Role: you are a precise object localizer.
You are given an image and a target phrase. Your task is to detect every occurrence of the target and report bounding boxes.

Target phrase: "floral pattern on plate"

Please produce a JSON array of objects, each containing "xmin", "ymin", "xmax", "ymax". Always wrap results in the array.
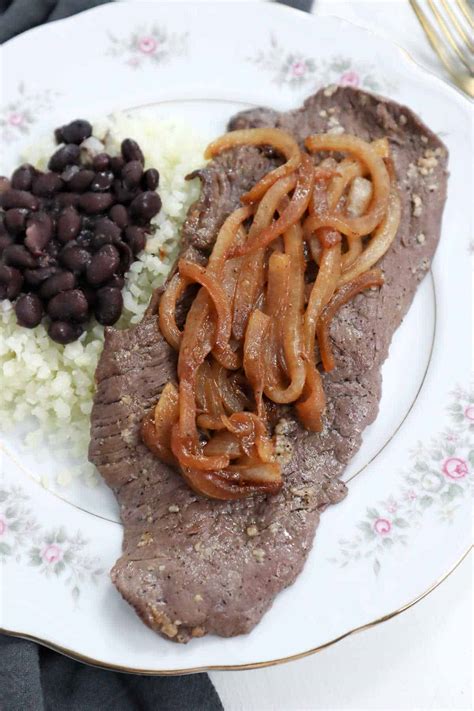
[
  {"xmin": 0, "ymin": 82, "xmax": 59, "ymax": 142},
  {"xmin": 107, "ymin": 24, "xmax": 188, "ymax": 69},
  {"xmin": 0, "ymin": 484, "xmax": 103, "ymax": 601},
  {"xmin": 247, "ymin": 35, "xmax": 394, "ymax": 92},
  {"xmin": 330, "ymin": 385, "xmax": 473, "ymax": 574}
]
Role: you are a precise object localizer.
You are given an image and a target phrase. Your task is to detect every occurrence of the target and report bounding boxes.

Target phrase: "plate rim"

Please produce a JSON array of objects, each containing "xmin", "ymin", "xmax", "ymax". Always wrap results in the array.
[
  {"xmin": 1, "ymin": 0, "xmax": 471, "ymax": 674},
  {"xmin": 1, "ymin": 548, "xmax": 470, "ymax": 675}
]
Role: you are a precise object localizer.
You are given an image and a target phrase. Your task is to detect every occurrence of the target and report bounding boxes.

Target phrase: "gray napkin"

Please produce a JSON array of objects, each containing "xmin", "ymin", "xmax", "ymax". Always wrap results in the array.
[
  {"xmin": 0, "ymin": 0, "xmax": 111, "ymax": 42},
  {"xmin": 0, "ymin": 633, "xmax": 222, "ymax": 711}
]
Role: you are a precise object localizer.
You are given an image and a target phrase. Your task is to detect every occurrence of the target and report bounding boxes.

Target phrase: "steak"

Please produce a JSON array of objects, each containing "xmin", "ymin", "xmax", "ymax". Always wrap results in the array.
[{"xmin": 89, "ymin": 87, "xmax": 448, "ymax": 643}]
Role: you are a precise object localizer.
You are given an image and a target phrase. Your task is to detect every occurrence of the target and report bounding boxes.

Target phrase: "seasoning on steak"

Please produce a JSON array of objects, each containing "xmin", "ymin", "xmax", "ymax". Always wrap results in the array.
[{"xmin": 89, "ymin": 87, "xmax": 448, "ymax": 643}]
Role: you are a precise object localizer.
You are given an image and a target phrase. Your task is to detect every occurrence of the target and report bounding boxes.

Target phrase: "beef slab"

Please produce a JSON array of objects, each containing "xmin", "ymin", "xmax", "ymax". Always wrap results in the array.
[{"xmin": 89, "ymin": 87, "xmax": 448, "ymax": 643}]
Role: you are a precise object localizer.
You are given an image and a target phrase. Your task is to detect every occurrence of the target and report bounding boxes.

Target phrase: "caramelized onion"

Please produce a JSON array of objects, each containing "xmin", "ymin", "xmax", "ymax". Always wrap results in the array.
[
  {"xmin": 178, "ymin": 259, "xmax": 239, "ymax": 369},
  {"xmin": 304, "ymin": 241, "xmax": 341, "ymax": 356},
  {"xmin": 339, "ymin": 184, "xmax": 401, "ymax": 285},
  {"xmin": 143, "ymin": 127, "xmax": 399, "ymax": 501},
  {"xmin": 158, "ymin": 273, "xmax": 189, "ymax": 350},
  {"xmin": 318, "ymin": 269, "xmax": 385, "ymax": 371},
  {"xmin": 235, "ymin": 153, "xmax": 315, "ymax": 256},
  {"xmin": 305, "ymin": 133, "xmax": 390, "ymax": 238},
  {"xmin": 204, "ymin": 127, "xmax": 301, "ymax": 204},
  {"xmin": 141, "ymin": 382, "xmax": 179, "ymax": 465},
  {"xmin": 296, "ymin": 360, "xmax": 326, "ymax": 432},
  {"xmin": 243, "ymin": 309, "xmax": 270, "ymax": 417}
]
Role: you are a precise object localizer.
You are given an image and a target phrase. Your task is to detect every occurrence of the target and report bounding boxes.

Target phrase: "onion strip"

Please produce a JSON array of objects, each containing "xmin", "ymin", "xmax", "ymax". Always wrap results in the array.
[
  {"xmin": 305, "ymin": 133, "xmax": 390, "ymax": 238},
  {"xmin": 143, "ymin": 127, "xmax": 399, "ymax": 501},
  {"xmin": 317, "ymin": 269, "xmax": 385, "ymax": 371},
  {"xmin": 204, "ymin": 127, "xmax": 301, "ymax": 204}
]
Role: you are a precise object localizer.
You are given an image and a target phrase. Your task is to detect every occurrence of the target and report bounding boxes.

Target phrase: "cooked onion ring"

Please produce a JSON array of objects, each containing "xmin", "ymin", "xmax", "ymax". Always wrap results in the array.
[
  {"xmin": 234, "ymin": 153, "xmax": 315, "ymax": 256},
  {"xmin": 204, "ymin": 127, "xmax": 301, "ymax": 204},
  {"xmin": 317, "ymin": 269, "xmax": 385, "ymax": 371},
  {"xmin": 305, "ymin": 133, "xmax": 390, "ymax": 238},
  {"xmin": 144, "ymin": 127, "xmax": 399, "ymax": 500},
  {"xmin": 339, "ymin": 182, "xmax": 401, "ymax": 286}
]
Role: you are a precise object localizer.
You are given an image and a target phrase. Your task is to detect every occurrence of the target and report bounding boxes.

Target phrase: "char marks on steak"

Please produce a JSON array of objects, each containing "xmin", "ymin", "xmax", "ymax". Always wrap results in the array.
[{"xmin": 89, "ymin": 87, "xmax": 448, "ymax": 643}]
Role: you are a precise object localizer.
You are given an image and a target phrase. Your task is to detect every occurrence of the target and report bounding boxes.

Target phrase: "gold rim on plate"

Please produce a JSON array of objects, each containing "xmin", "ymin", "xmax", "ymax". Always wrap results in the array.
[{"xmin": 2, "ymin": 547, "xmax": 471, "ymax": 675}]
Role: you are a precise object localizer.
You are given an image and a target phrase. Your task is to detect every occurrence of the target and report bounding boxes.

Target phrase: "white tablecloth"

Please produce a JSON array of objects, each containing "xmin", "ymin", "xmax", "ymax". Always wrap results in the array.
[{"xmin": 128, "ymin": 1, "xmax": 473, "ymax": 707}]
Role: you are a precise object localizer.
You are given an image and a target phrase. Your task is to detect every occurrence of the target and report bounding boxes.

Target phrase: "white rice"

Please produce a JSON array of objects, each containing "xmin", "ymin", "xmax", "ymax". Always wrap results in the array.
[{"xmin": 0, "ymin": 115, "xmax": 206, "ymax": 486}]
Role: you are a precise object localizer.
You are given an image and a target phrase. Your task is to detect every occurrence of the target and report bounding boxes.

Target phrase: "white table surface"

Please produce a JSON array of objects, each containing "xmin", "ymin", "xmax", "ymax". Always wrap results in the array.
[{"xmin": 121, "ymin": 1, "xmax": 474, "ymax": 707}]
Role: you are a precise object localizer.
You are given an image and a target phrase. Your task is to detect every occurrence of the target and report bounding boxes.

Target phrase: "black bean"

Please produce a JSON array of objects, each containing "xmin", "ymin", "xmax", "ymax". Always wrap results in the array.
[
  {"xmin": 15, "ymin": 293, "xmax": 43, "ymax": 328},
  {"xmin": 48, "ymin": 320, "xmax": 83, "ymax": 344},
  {"xmin": 78, "ymin": 192, "xmax": 114, "ymax": 214},
  {"xmin": 41, "ymin": 241, "xmax": 59, "ymax": 264},
  {"xmin": 3, "ymin": 244, "xmax": 37, "ymax": 269},
  {"xmin": 86, "ymin": 244, "xmax": 120, "ymax": 285},
  {"xmin": 0, "ymin": 265, "xmax": 23, "ymax": 300},
  {"xmin": 59, "ymin": 244, "xmax": 90, "ymax": 274},
  {"xmin": 4, "ymin": 208, "xmax": 28, "ymax": 235},
  {"xmin": 54, "ymin": 192, "xmax": 80, "ymax": 208},
  {"xmin": 24, "ymin": 266, "xmax": 58, "ymax": 288},
  {"xmin": 25, "ymin": 212, "xmax": 54, "ymax": 255},
  {"xmin": 11, "ymin": 164, "xmax": 36, "ymax": 191},
  {"xmin": 109, "ymin": 204, "xmax": 129, "ymax": 229},
  {"xmin": 122, "ymin": 160, "xmax": 143, "ymax": 188},
  {"xmin": 39, "ymin": 270, "xmax": 76, "ymax": 299},
  {"xmin": 32, "ymin": 172, "xmax": 63, "ymax": 198},
  {"xmin": 0, "ymin": 234, "xmax": 14, "ymax": 256},
  {"xmin": 81, "ymin": 285, "xmax": 97, "ymax": 308},
  {"xmin": 61, "ymin": 164, "xmax": 80, "ymax": 182},
  {"xmin": 94, "ymin": 287, "xmax": 123, "ymax": 325},
  {"xmin": 48, "ymin": 289, "xmax": 89, "ymax": 322},
  {"xmin": 57, "ymin": 206, "xmax": 81, "ymax": 243},
  {"xmin": 76, "ymin": 230, "xmax": 93, "ymax": 249},
  {"xmin": 48, "ymin": 144, "xmax": 81, "ymax": 172},
  {"xmin": 94, "ymin": 217, "xmax": 121, "ymax": 242},
  {"xmin": 112, "ymin": 179, "xmax": 137, "ymax": 204},
  {"xmin": 129, "ymin": 191, "xmax": 161, "ymax": 224},
  {"xmin": 0, "ymin": 189, "xmax": 39, "ymax": 211},
  {"xmin": 110, "ymin": 156, "xmax": 125, "ymax": 175},
  {"xmin": 90, "ymin": 171, "xmax": 114, "ymax": 192},
  {"xmin": 67, "ymin": 169, "xmax": 94, "ymax": 193},
  {"xmin": 142, "ymin": 168, "xmax": 159, "ymax": 191},
  {"xmin": 105, "ymin": 274, "xmax": 125, "ymax": 290},
  {"xmin": 124, "ymin": 225, "xmax": 146, "ymax": 254},
  {"xmin": 59, "ymin": 119, "xmax": 92, "ymax": 145},
  {"xmin": 116, "ymin": 241, "xmax": 133, "ymax": 273},
  {"xmin": 93, "ymin": 153, "xmax": 110, "ymax": 172},
  {"xmin": 121, "ymin": 138, "xmax": 144, "ymax": 165}
]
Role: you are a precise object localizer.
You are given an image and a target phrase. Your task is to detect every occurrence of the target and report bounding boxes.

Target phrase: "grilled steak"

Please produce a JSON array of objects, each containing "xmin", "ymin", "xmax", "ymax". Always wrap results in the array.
[{"xmin": 89, "ymin": 87, "xmax": 448, "ymax": 643}]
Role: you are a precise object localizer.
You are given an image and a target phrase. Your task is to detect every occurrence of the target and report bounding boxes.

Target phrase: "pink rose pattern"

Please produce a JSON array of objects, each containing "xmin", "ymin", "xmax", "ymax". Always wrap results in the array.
[
  {"xmin": 340, "ymin": 70, "xmax": 360, "ymax": 87},
  {"xmin": 1, "ymin": 82, "xmax": 59, "ymax": 142},
  {"xmin": 0, "ymin": 485, "xmax": 103, "ymax": 601},
  {"xmin": 42, "ymin": 543, "xmax": 63, "ymax": 564},
  {"xmin": 107, "ymin": 24, "xmax": 188, "ymax": 69},
  {"xmin": 332, "ymin": 384, "xmax": 473, "ymax": 574},
  {"xmin": 374, "ymin": 518, "xmax": 391, "ymax": 535},
  {"xmin": 248, "ymin": 38, "xmax": 385, "ymax": 92},
  {"xmin": 442, "ymin": 457, "xmax": 468, "ymax": 480}
]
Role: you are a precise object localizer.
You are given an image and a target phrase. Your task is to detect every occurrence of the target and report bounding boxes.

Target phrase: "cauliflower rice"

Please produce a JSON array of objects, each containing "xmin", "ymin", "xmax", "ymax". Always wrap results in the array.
[{"xmin": 0, "ymin": 115, "xmax": 206, "ymax": 487}]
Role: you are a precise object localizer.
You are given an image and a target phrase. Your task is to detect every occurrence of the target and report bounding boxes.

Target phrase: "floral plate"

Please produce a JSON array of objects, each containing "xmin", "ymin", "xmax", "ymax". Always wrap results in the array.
[{"xmin": 0, "ymin": 2, "xmax": 471, "ymax": 673}]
